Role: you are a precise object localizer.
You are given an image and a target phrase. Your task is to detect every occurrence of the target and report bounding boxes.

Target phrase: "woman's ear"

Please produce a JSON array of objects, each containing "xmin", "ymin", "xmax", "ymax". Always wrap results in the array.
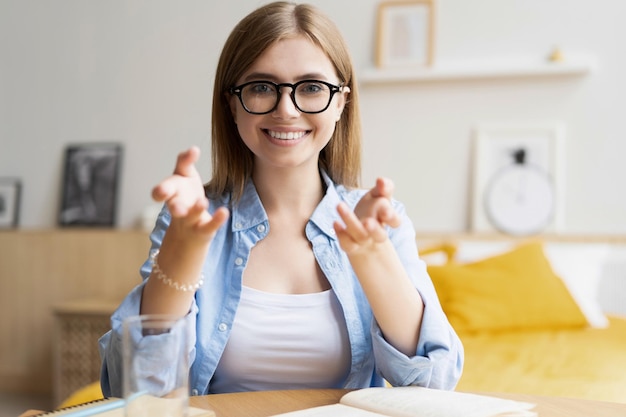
[{"xmin": 335, "ymin": 85, "xmax": 351, "ymax": 121}]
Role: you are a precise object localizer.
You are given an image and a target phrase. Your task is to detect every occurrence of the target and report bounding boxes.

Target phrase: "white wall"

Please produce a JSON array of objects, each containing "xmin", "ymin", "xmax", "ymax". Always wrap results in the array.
[{"xmin": 2, "ymin": 0, "xmax": 625, "ymax": 234}]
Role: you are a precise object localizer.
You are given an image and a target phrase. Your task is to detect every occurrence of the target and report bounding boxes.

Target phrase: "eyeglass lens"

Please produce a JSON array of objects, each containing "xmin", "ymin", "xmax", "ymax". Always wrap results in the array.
[{"xmin": 238, "ymin": 81, "xmax": 337, "ymax": 114}]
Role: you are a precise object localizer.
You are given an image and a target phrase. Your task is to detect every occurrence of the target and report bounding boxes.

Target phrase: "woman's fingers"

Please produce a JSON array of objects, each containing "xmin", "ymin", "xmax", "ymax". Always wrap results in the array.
[
  {"xmin": 377, "ymin": 201, "xmax": 401, "ymax": 228},
  {"xmin": 363, "ymin": 217, "xmax": 389, "ymax": 242},
  {"xmin": 198, "ymin": 206, "xmax": 230, "ymax": 236},
  {"xmin": 338, "ymin": 207, "xmax": 388, "ymax": 243},
  {"xmin": 334, "ymin": 203, "xmax": 388, "ymax": 254},
  {"xmin": 173, "ymin": 146, "xmax": 201, "ymax": 177},
  {"xmin": 371, "ymin": 177, "xmax": 394, "ymax": 199},
  {"xmin": 151, "ymin": 176, "xmax": 178, "ymax": 202},
  {"xmin": 146, "ymin": 146, "xmax": 230, "ymax": 242},
  {"xmin": 151, "ymin": 146, "xmax": 206, "ymax": 209},
  {"xmin": 336, "ymin": 202, "xmax": 368, "ymax": 240}
]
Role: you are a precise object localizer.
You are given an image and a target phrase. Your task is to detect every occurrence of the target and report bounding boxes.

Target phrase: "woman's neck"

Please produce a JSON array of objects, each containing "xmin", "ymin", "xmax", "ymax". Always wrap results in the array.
[{"xmin": 252, "ymin": 165, "xmax": 325, "ymax": 217}]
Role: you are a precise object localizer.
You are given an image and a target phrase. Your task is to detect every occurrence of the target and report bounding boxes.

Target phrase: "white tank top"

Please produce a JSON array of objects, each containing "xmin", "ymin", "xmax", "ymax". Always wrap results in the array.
[{"xmin": 209, "ymin": 286, "xmax": 351, "ymax": 393}]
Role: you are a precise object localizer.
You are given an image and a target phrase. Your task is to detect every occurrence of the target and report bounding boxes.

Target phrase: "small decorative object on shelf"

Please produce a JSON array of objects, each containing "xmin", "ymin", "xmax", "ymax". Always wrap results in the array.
[
  {"xmin": 548, "ymin": 46, "xmax": 565, "ymax": 63},
  {"xmin": 0, "ymin": 177, "xmax": 21, "ymax": 228}
]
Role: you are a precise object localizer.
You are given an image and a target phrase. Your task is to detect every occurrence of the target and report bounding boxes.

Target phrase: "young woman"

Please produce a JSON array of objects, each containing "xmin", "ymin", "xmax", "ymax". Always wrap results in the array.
[{"xmin": 99, "ymin": 1, "xmax": 463, "ymax": 396}]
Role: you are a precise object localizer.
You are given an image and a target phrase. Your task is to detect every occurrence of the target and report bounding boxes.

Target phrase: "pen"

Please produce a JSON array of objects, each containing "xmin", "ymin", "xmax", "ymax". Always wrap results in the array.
[{"xmin": 35, "ymin": 398, "xmax": 124, "ymax": 417}]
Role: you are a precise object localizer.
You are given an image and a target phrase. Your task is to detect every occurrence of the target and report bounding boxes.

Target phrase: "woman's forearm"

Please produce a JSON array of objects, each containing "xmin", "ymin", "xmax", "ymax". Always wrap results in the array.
[
  {"xmin": 348, "ymin": 238, "xmax": 424, "ymax": 356},
  {"xmin": 140, "ymin": 235, "xmax": 210, "ymax": 317}
]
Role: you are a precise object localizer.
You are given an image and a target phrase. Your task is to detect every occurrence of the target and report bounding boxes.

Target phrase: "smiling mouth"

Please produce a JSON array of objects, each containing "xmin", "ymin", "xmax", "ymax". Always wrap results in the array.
[{"xmin": 265, "ymin": 129, "xmax": 308, "ymax": 140}]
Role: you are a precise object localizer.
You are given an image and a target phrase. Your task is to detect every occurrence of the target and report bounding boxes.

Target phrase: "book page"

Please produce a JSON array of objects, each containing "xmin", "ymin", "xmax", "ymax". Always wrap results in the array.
[
  {"xmin": 339, "ymin": 387, "xmax": 536, "ymax": 417},
  {"xmin": 270, "ymin": 403, "xmax": 388, "ymax": 417}
]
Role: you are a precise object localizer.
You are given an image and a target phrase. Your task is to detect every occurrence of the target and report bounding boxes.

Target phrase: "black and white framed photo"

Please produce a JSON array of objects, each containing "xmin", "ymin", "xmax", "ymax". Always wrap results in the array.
[
  {"xmin": 375, "ymin": 0, "xmax": 435, "ymax": 68},
  {"xmin": 471, "ymin": 123, "xmax": 565, "ymax": 236},
  {"xmin": 59, "ymin": 143, "xmax": 123, "ymax": 227},
  {"xmin": 0, "ymin": 178, "xmax": 21, "ymax": 228}
]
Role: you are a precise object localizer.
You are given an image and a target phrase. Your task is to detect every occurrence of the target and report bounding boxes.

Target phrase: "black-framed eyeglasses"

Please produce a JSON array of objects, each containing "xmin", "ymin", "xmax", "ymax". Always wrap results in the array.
[{"xmin": 229, "ymin": 79, "xmax": 343, "ymax": 115}]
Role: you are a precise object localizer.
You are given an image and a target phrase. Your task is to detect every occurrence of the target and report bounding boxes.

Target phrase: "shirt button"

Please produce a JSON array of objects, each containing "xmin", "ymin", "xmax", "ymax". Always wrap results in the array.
[
  {"xmin": 218, "ymin": 323, "xmax": 228, "ymax": 332},
  {"xmin": 235, "ymin": 222, "xmax": 243, "ymax": 229},
  {"xmin": 191, "ymin": 389, "xmax": 199, "ymax": 396},
  {"xmin": 235, "ymin": 257, "xmax": 244, "ymax": 266},
  {"xmin": 329, "ymin": 229, "xmax": 336, "ymax": 235},
  {"xmin": 257, "ymin": 224, "xmax": 266, "ymax": 233}
]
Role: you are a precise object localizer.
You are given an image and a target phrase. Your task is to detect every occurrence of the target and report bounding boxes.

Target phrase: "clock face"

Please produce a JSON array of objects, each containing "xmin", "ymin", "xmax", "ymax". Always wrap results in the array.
[{"xmin": 484, "ymin": 164, "xmax": 554, "ymax": 235}]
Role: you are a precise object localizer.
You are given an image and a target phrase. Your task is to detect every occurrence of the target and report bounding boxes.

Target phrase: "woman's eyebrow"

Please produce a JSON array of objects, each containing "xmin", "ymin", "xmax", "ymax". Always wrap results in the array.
[
  {"xmin": 241, "ymin": 72, "xmax": 331, "ymax": 82},
  {"xmin": 242, "ymin": 72, "xmax": 277, "ymax": 82}
]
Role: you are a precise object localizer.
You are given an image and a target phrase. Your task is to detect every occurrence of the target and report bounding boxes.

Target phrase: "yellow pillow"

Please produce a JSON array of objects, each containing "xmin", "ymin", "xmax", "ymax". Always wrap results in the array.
[
  {"xmin": 57, "ymin": 381, "xmax": 104, "ymax": 409},
  {"xmin": 427, "ymin": 241, "xmax": 587, "ymax": 333}
]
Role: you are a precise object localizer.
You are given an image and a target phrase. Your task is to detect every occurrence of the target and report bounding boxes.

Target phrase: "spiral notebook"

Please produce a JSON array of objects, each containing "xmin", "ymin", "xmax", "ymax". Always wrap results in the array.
[{"xmin": 34, "ymin": 397, "xmax": 215, "ymax": 417}]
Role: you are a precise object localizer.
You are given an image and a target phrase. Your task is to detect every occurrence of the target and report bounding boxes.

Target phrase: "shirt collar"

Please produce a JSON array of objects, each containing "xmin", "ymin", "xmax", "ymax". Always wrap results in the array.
[
  {"xmin": 310, "ymin": 171, "xmax": 341, "ymax": 240},
  {"xmin": 229, "ymin": 171, "xmax": 342, "ymax": 239},
  {"xmin": 229, "ymin": 179, "xmax": 267, "ymax": 232}
]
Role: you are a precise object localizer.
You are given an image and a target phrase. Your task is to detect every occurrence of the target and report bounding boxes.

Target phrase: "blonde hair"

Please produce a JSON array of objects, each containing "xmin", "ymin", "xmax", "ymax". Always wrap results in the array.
[{"xmin": 205, "ymin": 1, "xmax": 361, "ymax": 200}]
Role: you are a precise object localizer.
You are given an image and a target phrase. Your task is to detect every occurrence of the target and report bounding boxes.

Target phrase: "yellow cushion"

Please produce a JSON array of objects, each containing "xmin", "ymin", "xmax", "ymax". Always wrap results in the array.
[
  {"xmin": 57, "ymin": 381, "xmax": 104, "ymax": 409},
  {"xmin": 427, "ymin": 241, "xmax": 587, "ymax": 333}
]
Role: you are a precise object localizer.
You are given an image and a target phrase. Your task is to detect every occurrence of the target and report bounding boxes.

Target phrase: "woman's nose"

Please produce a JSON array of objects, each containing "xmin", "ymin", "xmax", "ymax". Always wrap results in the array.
[{"xmin": 272, "ymin": 89, "xmax": 300, "ymax": 118}]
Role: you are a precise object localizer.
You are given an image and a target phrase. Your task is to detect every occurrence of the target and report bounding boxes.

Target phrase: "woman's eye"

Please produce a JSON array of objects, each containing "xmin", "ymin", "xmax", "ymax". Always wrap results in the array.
[
  {"xmin": 249, "ymin": 83, "xmax": 274, "ymax": 94},
  {"xmin": 300, "ymin": 83, "xmax": 324, "ymax": 94}
]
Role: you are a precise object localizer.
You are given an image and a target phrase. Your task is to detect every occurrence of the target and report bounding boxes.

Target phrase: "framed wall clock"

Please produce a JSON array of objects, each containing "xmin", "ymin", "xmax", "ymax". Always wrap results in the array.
[{"xmin": 471, "ymin": 123, "xmax": 565, "ymax": 236}]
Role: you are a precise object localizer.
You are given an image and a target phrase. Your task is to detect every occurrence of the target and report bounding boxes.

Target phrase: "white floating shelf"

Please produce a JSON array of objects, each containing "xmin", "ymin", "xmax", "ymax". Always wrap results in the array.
[{"xmin": 359, "ymin": 56, "xmax": 596, "ymax": 84}]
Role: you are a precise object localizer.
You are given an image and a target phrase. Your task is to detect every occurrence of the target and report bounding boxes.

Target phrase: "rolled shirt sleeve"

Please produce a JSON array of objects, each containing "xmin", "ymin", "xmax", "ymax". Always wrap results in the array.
[
  {"xmin": 371, "ymin": 298, "xmax": 464, "ymax": 389},
  {"xmin": 98, "ymin": 287, "xmax": 199, "ymax": 398}
]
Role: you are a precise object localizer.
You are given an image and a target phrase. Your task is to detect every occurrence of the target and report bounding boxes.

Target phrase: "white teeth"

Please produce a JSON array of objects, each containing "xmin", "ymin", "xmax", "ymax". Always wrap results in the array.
[{"xmin": 267, "ymin": 130, "xmax": 306, "ymax": 140}]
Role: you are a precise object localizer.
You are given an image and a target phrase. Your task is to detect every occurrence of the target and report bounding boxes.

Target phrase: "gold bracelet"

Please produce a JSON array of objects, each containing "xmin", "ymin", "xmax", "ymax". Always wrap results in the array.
[{"xmin": 149, "ymin": 249, "xmax": 204, "ymax": 292}]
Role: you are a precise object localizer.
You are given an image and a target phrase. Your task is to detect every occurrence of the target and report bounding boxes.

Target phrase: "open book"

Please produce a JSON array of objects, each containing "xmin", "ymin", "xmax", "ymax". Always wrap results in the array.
[{"xmin": 270, "ymin": 387, "xmax": 536, "ymax": 417}]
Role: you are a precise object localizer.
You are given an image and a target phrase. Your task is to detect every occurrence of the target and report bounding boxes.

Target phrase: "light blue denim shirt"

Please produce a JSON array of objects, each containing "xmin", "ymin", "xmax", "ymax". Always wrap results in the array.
[{"xmin": 99, "ymin": 172, "xmax": 463, "ymax": 397}]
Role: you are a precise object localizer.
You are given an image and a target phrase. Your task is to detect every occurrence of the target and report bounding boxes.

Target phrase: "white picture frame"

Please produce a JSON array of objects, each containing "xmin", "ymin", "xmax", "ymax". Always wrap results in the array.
[
  {"xmin": 375, "ymin": 0, "xmax": 435, "ymax": 68},
  {"xmin": 0, "ymin": 178, "xmax": 21, "ymax": 228},
  {"xmin": 470, "ymin": 123, "xmax": 566, "ymax": 235}
]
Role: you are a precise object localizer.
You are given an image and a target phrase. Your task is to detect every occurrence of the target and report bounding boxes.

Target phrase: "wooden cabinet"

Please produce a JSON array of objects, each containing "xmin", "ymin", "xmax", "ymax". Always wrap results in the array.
[
  {"xmin": 0, "ymin": 229, "xmax": 148, "ymax": 400},
  {"xmin": 53, "ymin": 298, "xmax": 119, "ymax": 405}
]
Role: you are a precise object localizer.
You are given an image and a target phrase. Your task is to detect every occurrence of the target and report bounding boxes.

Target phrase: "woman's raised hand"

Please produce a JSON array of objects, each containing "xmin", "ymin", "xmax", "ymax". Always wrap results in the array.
[
  {"xmin": 152, "ymin": 146, "xmax": 229, "ymax": 241},
  {"xmin": 353, "ymin": 177, "xmax": 400, "ymax": 227},
  {"xmin": 334, "ymin": 177, "xmax": 401, "ymax": 255}
]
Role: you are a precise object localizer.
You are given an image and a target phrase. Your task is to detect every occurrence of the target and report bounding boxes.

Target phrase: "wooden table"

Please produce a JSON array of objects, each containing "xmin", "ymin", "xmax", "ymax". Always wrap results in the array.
[{"xmin": 190, "ymin": 389, "xmax": 626, "ymax": 417}]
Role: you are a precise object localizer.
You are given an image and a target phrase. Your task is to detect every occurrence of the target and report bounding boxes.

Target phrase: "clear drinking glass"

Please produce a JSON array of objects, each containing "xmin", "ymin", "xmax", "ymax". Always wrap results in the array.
[{"xmin": 122, "ymin": 314, "xmax": 190, "ymax": 417}]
